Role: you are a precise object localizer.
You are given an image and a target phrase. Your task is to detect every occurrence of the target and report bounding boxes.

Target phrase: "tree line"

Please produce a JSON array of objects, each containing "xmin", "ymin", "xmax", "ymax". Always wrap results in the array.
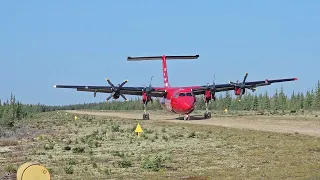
[{"xmin": 1, "ymin": 81, "xmax": 320, "ymax": 126}]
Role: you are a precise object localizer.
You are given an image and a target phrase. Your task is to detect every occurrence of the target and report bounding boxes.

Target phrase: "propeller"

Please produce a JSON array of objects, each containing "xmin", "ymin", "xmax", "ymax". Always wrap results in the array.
[
  {"xmin": 229, "ymin": 72, "xmax": 251, "ymax": 101},
  {"xmin": 207, "ymin": 74, "xmax": 216, "ymax": 92},
  {"xmin": 143, "ymin": 76, "xmax": 155, "ymax": 96},
  {"xmin": 105, "ymin": 78, "xmax": 128, "ymax": 101},
  {"xmin": 205, "ymin": 74, "xmax": 216, "ymax": 101}
]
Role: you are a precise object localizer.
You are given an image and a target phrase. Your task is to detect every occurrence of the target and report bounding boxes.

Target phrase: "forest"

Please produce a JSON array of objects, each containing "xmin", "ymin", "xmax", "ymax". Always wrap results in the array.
[{"xmin": 1, "ymin": 81, "xmax": 320, "ymax": 127}]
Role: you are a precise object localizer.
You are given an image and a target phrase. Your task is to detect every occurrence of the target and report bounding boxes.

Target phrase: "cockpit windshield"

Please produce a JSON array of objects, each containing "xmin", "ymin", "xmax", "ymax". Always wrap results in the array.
[
  {"xmin": 174, "ymin": 92, "xmax": 194, "ymax": 98},
  {"xmin": 178, "ymin": 92, "xmax": 193, "ymax": 97}
]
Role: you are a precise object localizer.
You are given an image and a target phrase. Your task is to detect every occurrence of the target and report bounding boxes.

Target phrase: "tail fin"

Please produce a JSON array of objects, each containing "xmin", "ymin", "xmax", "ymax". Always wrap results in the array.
[{"xmin": 127, "ymin": 55, "xmax": 199, "ymax": 88}]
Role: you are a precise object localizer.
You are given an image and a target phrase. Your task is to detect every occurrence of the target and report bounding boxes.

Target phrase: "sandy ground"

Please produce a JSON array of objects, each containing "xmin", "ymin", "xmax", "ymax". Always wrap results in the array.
[{"xmin": 65, "ymin": 110, "xmax": 320, "ymax": 137}]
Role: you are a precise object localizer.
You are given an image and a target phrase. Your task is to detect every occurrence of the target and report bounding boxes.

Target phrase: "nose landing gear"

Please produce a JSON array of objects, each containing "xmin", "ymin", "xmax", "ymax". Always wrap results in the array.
[{"xmin": 184, "ymin": 114, "xmax": 190, "ymax": 120}]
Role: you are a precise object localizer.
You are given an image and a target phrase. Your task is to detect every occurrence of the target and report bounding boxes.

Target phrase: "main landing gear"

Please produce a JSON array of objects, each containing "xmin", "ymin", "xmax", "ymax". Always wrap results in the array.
[
  {"xmin": 204, "ymin": 101, "xmax": 212, "ymax": 119},
  {"xmin": 142, "ymin": 103, "xmax": 150, "ymax": 120}
]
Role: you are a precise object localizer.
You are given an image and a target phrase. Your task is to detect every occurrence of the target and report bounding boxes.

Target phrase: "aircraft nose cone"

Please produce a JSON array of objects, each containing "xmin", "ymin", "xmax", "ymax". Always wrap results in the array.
[{"xmin": 181, "ymin": 98, "xmax": 194, "ymax": 111}]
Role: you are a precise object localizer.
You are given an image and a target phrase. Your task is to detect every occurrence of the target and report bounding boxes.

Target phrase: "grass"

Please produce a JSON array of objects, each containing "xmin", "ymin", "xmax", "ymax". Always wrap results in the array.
[{"xmin": 0, "ymin": 111, "xmax": 319, "ymax": 179}]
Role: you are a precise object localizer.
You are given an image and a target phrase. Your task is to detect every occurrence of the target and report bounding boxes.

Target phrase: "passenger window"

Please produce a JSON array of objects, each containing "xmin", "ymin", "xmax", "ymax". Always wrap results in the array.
[
  {"xmin": 186, "ymin": 92, "xmax": 193, "ymax": 96},
  {"xmin": 179, "ymin": 93, "xmax": 186, "ymax": 97}
]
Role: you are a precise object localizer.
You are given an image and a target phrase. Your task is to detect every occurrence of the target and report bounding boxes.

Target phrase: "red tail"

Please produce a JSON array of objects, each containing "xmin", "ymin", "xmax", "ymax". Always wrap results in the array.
[
  {"xmin": 127, "ymin": 55, "xmax": 199, "ymax": 88},
  {"xmin": 162, "ymin": 55, "xmax": 170, "ymax": 88}
]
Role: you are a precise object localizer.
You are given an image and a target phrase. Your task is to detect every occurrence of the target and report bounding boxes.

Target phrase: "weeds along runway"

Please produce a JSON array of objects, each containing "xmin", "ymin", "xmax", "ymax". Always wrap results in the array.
[{"xmin": 65, "ymin": 110, "xmax": 320, "ymax": 137}]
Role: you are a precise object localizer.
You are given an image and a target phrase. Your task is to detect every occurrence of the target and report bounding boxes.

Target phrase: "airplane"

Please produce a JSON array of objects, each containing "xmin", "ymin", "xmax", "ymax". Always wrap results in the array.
[{"xmin": 53, "ymin": 55, "xmax": 298, "ymax": 120}]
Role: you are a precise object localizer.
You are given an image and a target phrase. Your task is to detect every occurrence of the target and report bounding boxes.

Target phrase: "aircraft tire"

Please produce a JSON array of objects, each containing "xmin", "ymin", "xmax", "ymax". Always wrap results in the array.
[
  {"xmin": 143, "ymin": 113, "xmax": 149, "ymax": 120},
  {"xmin": 204, "ymin": 112, "xmax": 211, "ymax": 119}
]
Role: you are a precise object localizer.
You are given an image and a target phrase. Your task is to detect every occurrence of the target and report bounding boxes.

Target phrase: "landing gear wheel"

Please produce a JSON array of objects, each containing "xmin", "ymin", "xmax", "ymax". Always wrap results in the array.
[
  {"xmin": 204, "ymin": 112, "xmax": 211, "ymax": 119},
  {"xmin": 184, "ymin": 115, "xmax": 190, "ymax": 120},
  {"xmin": 143, "ymin": 113, "xmax": 149, "ymax": 120}
]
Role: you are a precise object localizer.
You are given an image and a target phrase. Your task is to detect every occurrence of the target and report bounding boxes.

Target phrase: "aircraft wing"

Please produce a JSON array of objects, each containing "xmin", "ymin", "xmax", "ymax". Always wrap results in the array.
[
  {"xmin": 191, "ymin": 77, "xmax": 298, "ymax": 95},
  {"xmin": 53, "ymin": 85, "xmax": 166, "ymax": 97}
]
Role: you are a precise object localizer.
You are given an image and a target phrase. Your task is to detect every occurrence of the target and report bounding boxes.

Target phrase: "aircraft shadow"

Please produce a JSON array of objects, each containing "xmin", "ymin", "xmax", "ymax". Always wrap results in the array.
[{"xmin": 174, "ymin": 114, "xmax": 208, "ymax": 121}]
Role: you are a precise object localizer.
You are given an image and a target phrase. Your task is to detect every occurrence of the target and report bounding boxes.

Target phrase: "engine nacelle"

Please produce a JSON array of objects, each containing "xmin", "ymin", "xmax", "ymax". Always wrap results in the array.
[
  {"xmin": 142, "ymin": 92, "xmax": 152, "ymax": 104},
  {"xmin": 112, "ymin": 94, "xmax": 120, "ymax": 99},
  {"xmin": 204, "ymin": 90, "xmax": 216, "ymax": 103},
  {"xmin": 234, "ymin": 87, "xmax": 245, "ymax": 96}
]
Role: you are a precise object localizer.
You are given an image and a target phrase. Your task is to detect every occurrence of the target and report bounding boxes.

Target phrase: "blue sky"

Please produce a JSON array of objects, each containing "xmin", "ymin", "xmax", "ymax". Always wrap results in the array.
[{"xmin": 0, "ymin": 1, "xmax": 319, "ymax": 105}]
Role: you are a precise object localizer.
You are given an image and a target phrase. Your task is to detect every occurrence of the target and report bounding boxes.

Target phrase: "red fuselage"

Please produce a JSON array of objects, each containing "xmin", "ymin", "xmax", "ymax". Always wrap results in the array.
[{"xmin": 160, "ymin": 87, "xmax": 197, "ymax": 115}]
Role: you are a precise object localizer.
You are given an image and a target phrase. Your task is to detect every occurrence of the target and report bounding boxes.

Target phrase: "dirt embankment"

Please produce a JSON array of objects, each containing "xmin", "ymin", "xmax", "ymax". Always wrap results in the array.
[{"xmin": 65, "ymin": 110, "xmax": 320, "ymax": 137}]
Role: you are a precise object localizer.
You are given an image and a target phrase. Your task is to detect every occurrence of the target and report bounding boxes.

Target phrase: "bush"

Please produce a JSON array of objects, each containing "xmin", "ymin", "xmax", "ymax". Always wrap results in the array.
[
  {"xmin": 111, "ymin": 123, "xmax": 120, "ymax": 132},
  {"xmin": 4, "ymin": 164, "xmax": 16, "ymax": 173},
  {"xmin": 64, "ymin": 166, "xmax": 73, "ymax": 174},
  {"xmin": 141, "ymin": 154, "xmax": 165, "ymax": 171},
  {"xmin": 44, "ymin": 143, "xmax": 54, "ymax": 150},
  {"xmin": 117, "ymin": 159, "xmax": 132, "ymax": 168},
  {"xmin": 72, "ymin": 146, "xmax": 85, "ymax": 153},
  {"xmin": 162, "ymin": 135, "xmax": 168, "ymax": 141},
  {"xmin": 93, "ymin": 162, "xmax": 98, "ymax": 168},
  {"xmin": 63, "ymin": 146, "xmax": 71, "ymax": 151},
  {"xmin": 188, "ymin": 132, "xmax": 196, "ymax": 138}
]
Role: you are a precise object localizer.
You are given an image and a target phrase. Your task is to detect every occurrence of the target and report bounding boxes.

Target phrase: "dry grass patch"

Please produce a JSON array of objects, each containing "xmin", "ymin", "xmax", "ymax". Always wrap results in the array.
[{"xmin": 0, "ymin": 111, "xmax": 319, "ymax": 179}]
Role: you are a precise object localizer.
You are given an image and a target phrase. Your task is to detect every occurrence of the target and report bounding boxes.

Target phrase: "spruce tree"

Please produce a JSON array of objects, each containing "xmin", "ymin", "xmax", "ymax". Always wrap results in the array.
[
  {"xmin": 304, "ymin": 90, "xmax": 313, "ymax": 110},
  {"xmin": 298, "ymin": 92, "xmax": 304, "ymax": 110},
  {"xmin": 278, "ymin": 86, "xmax": 287, "ymax": 112},
  {"xmin": 289, "ymin": 91, "xmax": 297, "ymax": 111},
  {"xmin": 263, "ymin": 91, "xmax": 271, "ymax": 111},
  {"xmin": 314, "ymin": 80, "xmax": 320, "ymax": 110},
  {"xmin": 271, "ymin": 89, "xmax": 279, "ymax": 111},
  {"xmin": 258, "ymin": 93, "xmax": 264, "ymax": 110},
  {"xmin": 252, "ymin": 95, "xmax": 259, "ymax": 111},
  {"xmin": 225, "ymin": 91, "xmax": 232, "ymax": 109}
]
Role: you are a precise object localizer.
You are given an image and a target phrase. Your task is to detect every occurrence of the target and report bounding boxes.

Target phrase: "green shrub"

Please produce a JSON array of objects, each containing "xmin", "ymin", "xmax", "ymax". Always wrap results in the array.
[
  {"xmin": 64, "ymin": 165, "xmax": 73, "ymax": 174},
  {"xmin": 117, "ymin": 159, "xmax": 132, "ymax": 168},
  {"xmin": 72, "ymin": 146, "xmax": 85, "ymax": 153},
  {"xmin": 188, "ymin": 132, "xmax": 196, "ymax": 138},
  {"xmin": 141, "ymin": 154, "xmax": 165, "ymax": 171},
  {"xmin": 111, "ymin": 123, "xmax": 120, "ymax": 132}
]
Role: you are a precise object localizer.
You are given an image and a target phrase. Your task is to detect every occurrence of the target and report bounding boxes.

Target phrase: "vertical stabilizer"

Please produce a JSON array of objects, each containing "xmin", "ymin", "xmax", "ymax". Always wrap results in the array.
[
  {"xmin": 127, "ymin": 55, "xmax": 199, "ymax": 88},
  {"xmin": 161, "ymin": 55, "xmax": 170, "ymax": 88}
]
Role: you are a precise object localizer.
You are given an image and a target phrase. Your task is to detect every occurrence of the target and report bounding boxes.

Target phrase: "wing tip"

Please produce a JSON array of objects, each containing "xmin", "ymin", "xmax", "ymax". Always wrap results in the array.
[
  {"xmin": 53, "ymin": 85, "xmax": 57, "ymax": 88},
  {"xmin": 294, "ymin": 77, "xmax": 298, "ymax": 80}
]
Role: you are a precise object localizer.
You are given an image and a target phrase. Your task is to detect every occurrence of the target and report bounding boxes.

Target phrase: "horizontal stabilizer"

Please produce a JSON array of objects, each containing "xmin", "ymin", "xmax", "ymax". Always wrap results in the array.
[{"xmin": 127, "ymin": 55, "xmax": 199, "ymax": 61}]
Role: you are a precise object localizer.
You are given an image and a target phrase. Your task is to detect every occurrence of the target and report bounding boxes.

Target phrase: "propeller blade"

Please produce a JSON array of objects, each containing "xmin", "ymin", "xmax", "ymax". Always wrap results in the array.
[
  {"xmin": 119, "ymin": 79, "xmax": 128, "ymax": 88},
  {"xmin": 106, "ymin": 94, "xmax": 113, "ymax": 101},
  {"xmin": 120, "ymin": 93, "xmax": 128, "ymax": 101},
  {"xmin": 149, "ymin": 76, "xmax": 153, "ymax": 87},
  {"xmin": 106, "ymin": 78, "xmax": 115, "ymax": 88},
  {"xmin": 242, "ymin": 72, "xmax": 248, "ymax": 84}
]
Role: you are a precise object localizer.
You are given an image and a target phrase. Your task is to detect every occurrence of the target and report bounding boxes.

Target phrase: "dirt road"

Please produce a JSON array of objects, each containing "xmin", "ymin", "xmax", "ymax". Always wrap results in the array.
[{"xmin": 65, "ymin": 110, "xmax": 320, "ymax": 137}]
